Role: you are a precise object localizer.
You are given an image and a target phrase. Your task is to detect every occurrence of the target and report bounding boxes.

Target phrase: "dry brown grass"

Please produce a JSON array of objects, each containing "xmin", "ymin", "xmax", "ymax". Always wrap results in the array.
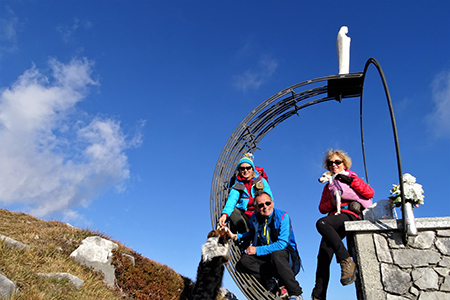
[{"xmin": 0, "ymin": 208, "xmax": 194, "ymax": 300}]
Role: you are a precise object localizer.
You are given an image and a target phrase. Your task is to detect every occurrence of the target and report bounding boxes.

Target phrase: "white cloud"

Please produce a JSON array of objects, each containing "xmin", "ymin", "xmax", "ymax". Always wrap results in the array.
[
  {"xmin": 57, "ymin": 18, "xmax": 93, "ymax": 44},
  {"xmin": 233, "ymin": 55, "xmax": 279, "ymax": 92},
  {"xmin": 0, "ymin": 58, "xmax": 142, "ymax": 219},
  {"xmin": 0, "ymin": 6, "xmax": 20, "ymax": 58},
  {"xmin": 427, "ymin": 71, "xmax": 450, "ymax": 138}
]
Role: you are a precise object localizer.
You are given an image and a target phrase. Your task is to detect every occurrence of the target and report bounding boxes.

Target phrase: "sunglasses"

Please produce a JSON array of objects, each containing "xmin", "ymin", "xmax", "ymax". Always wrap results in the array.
[
  {"xmin": 239, "ymin": 166, "xmax": 253, "ymax": 171},
  {"xmin": 257, "ymin": 201, "xmax": 272, "ymax": 209},
  {"xmin": 327, "ymin": 160, "xmax": 343, "ymax": 167}
]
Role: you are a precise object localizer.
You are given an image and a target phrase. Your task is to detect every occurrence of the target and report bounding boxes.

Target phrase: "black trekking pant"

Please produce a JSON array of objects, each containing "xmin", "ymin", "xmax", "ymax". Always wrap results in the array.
[
  {"xmin": 229, "ymin": 208, "xmax": 250, "ymax": 234},
  {"xmin": 238, "ymin": 250, "xmax": 302, "ymax": 296},
  {"xmin": 312, "ymin": 213, "xmax": 357, "ymax": 300}
]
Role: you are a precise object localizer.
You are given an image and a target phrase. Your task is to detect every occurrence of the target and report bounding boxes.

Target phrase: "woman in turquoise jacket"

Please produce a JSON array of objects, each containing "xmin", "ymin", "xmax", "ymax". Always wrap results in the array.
[{"xmin": 218, "ymin": 153, "xmax": 273, "ymax": 233}]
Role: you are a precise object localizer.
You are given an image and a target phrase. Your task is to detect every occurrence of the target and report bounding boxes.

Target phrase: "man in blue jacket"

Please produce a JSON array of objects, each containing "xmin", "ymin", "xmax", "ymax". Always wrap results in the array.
[{"xmin": 228, "ymin": 191, "xmax": 303, "ymax": 300}]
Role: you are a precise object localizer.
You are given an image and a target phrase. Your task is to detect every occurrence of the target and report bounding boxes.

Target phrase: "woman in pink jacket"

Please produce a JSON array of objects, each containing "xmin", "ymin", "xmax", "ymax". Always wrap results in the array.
[{"xmin": 312, "ymin": 149, "xmax": 374, "ymax": 300}]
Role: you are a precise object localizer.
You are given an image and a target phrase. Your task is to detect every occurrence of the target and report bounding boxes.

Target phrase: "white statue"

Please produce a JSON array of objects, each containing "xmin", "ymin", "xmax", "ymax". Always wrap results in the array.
[{"xmin": 337, "ymin": 26, "xmax": 351, "ymax": 74}]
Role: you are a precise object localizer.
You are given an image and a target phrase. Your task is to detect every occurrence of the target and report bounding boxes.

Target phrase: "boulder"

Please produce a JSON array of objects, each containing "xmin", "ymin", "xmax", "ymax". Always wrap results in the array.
[
  {"xmin": 0, "ymin": 273, "xmax": 19, "ymax": 299},
  {"xmin": 0, "ymin": 234, "xmax": 30, "ymax": 250},
  {"xmin": 70, "ymin": 236, "xmax": 118, "ymax": 287}
]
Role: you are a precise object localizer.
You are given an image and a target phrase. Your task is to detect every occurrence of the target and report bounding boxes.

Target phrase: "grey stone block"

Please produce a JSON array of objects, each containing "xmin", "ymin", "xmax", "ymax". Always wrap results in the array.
[
  {"xmin": 438, "ymin": 257, "xmax": 450, "ymax": 268},
  {"xmin": 386, "ymin": 295, "xmax": 410, "ymax": 300},
  {"xmin": 412, "ymin": 268, "xmax": 439, "ymax": 291},
  {"xmin": 392, "ymin": 249, "xmax": 441, "ymax": 268},
  {"xmin": 433, "ymin": 267, "xmax": 450, "ymax": 277},
  {"xmin": 387, "ymin": 232, "xmax": 406, "ymax": 249},
  {"xmin": 441, "ymin": 276, "xmax": 450, "ymax": 292},
  {"xmin": 381, "ymin": 263, "xmax": 411, "ymax": 295},
  {"xmin": 0, "ymin": 273, "xmax": 19, "ymax": 299},
  {"xmin": 418, "ymin": 291, "xmax": 450, "ymax": 300},
  {"xmin": 408, "ymin": 231, "xmax": 436, "ymax": 249},
  {"xmin": 0, "ymin": 234, "xmax": 30, "ymax": 250},
  {"xmin": 36, "ymin": 272, "xmax": 84, "ymax": 289},
  {"xmin": 374, "ymin": 234, "xmax": 393, "ymax": 263},
  {"xmin": 437, "ymin": 230, "xmax": 450, "ymax": 237},
  {"xmin": 351, "ymin": 232, "xmax": 385, "ymax": 300},
  {"xmin": 435, "ymin": 237, "xmax": 450, "ymax": 256}
]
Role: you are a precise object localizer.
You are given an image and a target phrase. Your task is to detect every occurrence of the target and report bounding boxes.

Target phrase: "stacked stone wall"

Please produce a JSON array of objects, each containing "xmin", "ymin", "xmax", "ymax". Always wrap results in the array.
[{"xmin": 346, "ymin": 217, "xmax": 450, "ymax": 300}]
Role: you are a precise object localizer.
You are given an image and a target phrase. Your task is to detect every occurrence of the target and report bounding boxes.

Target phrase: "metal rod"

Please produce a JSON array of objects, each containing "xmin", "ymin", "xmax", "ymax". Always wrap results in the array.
[{"xmin": 361, "ymin": 57, "xmax": 407, "ymax": 243}]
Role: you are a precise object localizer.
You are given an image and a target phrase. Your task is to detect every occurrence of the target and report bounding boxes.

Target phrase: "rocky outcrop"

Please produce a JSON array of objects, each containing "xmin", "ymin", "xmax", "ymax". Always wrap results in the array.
[
  {"xmin": 0, "ymin": 235, "xmax": 114, "ymax": 296},
  {"xmin": 69, "ymin": 236, "xmax": 118, "ymax": 287},
  {"xmin": 1, "ymin": 234, "xmax": 240, "ymax": 299}
]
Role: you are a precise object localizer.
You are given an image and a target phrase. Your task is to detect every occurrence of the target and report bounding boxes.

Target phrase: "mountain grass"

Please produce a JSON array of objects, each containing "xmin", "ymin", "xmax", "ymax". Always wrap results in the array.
[{"xmin": 0, "ymin": 208, "xmax": 197, "ymax": 300}]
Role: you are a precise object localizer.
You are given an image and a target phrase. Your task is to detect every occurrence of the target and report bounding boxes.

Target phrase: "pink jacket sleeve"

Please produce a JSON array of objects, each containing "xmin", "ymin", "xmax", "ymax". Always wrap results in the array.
[{"xmin": 348, "ymin": 173, "xmax": 374, "ymax": 208}]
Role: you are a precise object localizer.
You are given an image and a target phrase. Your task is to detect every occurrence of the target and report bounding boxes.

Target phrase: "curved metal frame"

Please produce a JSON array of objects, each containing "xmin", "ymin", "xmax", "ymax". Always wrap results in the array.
[
  {"xmin": 210, "ymin": 58, "xmax": 406, "ymax": 299},
  {"xmin": 360, "ymin": 58, "xmax": 407, "ymax": 242}
]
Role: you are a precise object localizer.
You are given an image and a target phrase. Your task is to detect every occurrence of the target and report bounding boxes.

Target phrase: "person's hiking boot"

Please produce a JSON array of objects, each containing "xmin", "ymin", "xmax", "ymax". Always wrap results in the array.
[
  {"xmin": 278, "ymin": 286, "xmax": 289, "ymax": 300},
  {"xmin": 340, "ymin": 257, "xmax": 357, "ymax": 286}
]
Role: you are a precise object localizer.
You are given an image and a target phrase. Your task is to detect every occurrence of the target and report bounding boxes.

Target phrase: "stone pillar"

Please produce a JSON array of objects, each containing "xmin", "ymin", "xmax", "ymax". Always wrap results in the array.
[{"xmin": 345, "ymin": 217, "xmax": 450, "ymax": 300}]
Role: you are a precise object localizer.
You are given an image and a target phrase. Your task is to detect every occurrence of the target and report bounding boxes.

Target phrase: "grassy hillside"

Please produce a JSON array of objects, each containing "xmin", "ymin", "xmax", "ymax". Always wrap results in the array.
[{"xmin": 0, "ymin": 208, "xmax": 196, "ymax": 300}]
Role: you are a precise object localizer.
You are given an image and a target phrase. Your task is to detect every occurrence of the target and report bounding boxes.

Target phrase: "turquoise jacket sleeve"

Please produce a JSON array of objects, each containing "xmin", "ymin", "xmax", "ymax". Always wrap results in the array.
[{"xmin": 221, "ymin": 188, "xmax": 241, "ymax": 217}]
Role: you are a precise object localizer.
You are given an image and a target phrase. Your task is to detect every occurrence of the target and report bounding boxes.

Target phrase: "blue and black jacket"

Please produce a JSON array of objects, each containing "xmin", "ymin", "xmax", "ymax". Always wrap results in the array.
[{"xmin": 237, "ymin": 208, "xmax": 302, "ymax": 275}]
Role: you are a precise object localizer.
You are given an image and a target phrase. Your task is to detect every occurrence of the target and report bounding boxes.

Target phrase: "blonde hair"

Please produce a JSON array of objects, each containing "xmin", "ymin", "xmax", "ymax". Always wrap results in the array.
[{"xmin": 323, "ymin": 148, "xmax": 352, "ymax": 170}]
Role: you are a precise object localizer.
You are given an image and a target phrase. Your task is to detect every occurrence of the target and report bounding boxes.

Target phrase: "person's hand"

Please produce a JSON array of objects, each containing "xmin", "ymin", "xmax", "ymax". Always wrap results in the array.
[
  {"xmin": 224, "ymin": 227, "xmax": 237, "ymax": 241},
  {"xmin": 246, "ymin": 246, "xmax": 257, "ymax": 255},
  {"xmin": 218, "ymin": 214, "xmax": 227, "ymax": 227},
  {"xmin": 335, "ymin": 174, "xmax": 353, "ymax": 185}
]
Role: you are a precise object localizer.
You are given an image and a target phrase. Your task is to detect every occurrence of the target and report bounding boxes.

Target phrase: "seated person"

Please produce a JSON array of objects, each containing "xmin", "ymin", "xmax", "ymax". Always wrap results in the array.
[
  {"xmin": 227, "ymin": 191, "xmax": 303, "ymax": 300},
  {"xmin": 218, "ymin": 153, "xmax": 272, "ymax": 233},
  {"xmin": 311, "ymin": 149, "xmax": 374, "ymax": 300}
]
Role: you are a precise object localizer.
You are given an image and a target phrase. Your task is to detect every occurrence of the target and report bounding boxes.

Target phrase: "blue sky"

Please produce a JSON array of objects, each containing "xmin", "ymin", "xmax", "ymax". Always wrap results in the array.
[{"xmin": 1, "ymin": 1, "xmax": 449, "ymax": 299}]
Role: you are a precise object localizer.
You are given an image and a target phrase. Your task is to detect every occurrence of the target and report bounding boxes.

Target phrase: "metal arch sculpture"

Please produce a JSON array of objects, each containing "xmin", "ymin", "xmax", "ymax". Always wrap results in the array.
[{"xmin": 210, "ymin": 58, "xmax": 406, "ymax": 300}]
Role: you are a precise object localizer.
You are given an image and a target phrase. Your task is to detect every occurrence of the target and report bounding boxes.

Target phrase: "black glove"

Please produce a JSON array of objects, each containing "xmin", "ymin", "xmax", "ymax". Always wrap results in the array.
[{"xmin": 335, "ymin": 174, "xmax": 353, "ymax": 185}]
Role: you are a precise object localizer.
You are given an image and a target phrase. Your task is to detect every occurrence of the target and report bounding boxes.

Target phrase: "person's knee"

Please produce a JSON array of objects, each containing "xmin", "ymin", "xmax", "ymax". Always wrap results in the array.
[
  {"xmin": 316, "ymin": 218, "xmax": 328, "ymax": 232},
  {"xmin": 238, "ymin": 254, "xmax": 252, "ymax": 270},
  {"xmin": 229, "ymin": 209, "xmax": 249, "ymax": 233},
  {"xmin": 270, "ymin": 250, "xmax": 289, "ymax": 265}
]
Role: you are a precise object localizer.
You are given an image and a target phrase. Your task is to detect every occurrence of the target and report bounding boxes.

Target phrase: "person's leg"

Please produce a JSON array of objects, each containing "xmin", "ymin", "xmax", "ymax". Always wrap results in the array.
[
  {"xmin": 238, "ymin": 254, "xmax": 277, "ymax": 290},
  {"xmin": 270, "ymin": 250, "xmax": 303, "ymax": 296},
  {"xmin": 238, "ymin": 253, "xmax": 266, "ymax": 281},
  {"xmin": 229, "ymin": 208, "xmax": 250, "ymax": 233},
  {"xmin": 315, "ymin": 214, "xmax": 358, "ymax": 289},
  {"xmin": 315, "ymin": 214, "xmax": 356, "ymax": 262},
  {"xmin": 312, "ymin": 237, "xmax": 334, "ymax": 300}
]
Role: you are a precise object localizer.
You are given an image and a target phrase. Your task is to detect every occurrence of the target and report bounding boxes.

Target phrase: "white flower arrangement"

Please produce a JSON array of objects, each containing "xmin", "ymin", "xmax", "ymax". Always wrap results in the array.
[{"xmin": 389, "ymin": 173, "xmax": 424, "ymax": 209}]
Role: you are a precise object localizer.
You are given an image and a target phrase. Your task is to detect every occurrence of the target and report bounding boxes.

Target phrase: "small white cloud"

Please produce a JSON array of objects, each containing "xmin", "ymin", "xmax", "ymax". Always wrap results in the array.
[
  {"xmin": 233, "ymin": 55, "xmax": 278, "ymax": 92},
  {"xmin": 427, "ymin": 71, "xmax": 450, "ymax": 138},
  {"xmin": 0, "ymin": 57, "xmax": 143, "ymax": 218},
  {"xmin": 57, "ymin": 18, "xmax": 92, "ymax": 44},
  {"xmin": 0, "ymin": 6, "xmax": 20, "ymax": 58}
]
